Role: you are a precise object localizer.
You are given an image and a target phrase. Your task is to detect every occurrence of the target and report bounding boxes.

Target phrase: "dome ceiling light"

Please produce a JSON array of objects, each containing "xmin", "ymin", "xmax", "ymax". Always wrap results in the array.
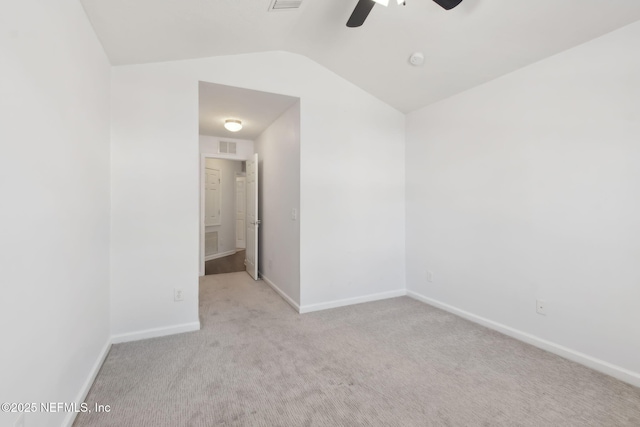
[{"xmin": 224, "ymin": 119, "xmax": 242, "ymax": 132}]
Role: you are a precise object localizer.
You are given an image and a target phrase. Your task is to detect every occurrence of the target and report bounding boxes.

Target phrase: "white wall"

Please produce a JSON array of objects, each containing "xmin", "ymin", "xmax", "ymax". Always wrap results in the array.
[
  {"xmin": 406, "ymin": 22, "xmax": 640, "ymax": 386},
  {"xmin": 110, "ymin": 51, "xmax": 405, "ymax": 336},
  {"xmin": 110, "ymin": 66, "xmax": 200, "ymax": 340},
  {"xmin": 204, "ymin": 158, "xmax": 243, "ymax": 255},
  {"xmin": 255, "ymin": 102, "xmax": 301, "ymax": 306},
  {"xmin": 199, "ymin": 135, "xmax": 254, "ymax": 160},
  {"xmin": 0, "ymin": 1, "xmax": 111, "ymax": 426}
]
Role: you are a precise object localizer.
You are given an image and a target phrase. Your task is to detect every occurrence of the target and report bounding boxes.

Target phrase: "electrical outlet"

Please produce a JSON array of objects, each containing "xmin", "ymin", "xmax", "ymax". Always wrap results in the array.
[
  {"xmin": 536, "ymin": 299, "xmax": 546, "ymax": 315},
  {"xmin": 14, "ymin": 413, "xmax": 25, "ymax": 427},
  {"xmin": 426, "ymin": 270, "xmax": 434, "ymax": 283},
  {"xmin": 291, "ymin": 208, "xmax": 297, "ymax": 221},
  {"xmin": 174, "ymin": 288, "xmax": 184, "ymax": 302}
]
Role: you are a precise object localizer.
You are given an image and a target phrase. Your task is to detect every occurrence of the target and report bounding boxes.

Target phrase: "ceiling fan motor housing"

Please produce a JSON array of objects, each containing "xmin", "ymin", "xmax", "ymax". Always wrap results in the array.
[{"xmin": 433, "ymin": 0, "xmax": 463, "ymax": 10}]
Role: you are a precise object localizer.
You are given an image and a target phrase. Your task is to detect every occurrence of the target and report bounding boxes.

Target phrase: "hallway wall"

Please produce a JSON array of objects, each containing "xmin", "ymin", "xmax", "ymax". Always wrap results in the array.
[{"xmin": 255, "ymin": 101, "xmax": 301, "ymax": 306}]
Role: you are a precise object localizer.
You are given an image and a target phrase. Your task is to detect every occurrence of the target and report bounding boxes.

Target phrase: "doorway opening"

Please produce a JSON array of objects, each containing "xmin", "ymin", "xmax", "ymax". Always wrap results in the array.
[
  {"xmin": 202, "ymin": 156, "xmax": 247, "ymax": 276},
  {"xmin": 198, "ymin": 80, "xmax": 301, "ymax": 309}
]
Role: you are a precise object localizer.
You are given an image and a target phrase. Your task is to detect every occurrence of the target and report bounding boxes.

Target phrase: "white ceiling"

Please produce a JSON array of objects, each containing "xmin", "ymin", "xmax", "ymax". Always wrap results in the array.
[
  {"xmin": 199, "ymin": 82, "xmax": 299, "ymax": 140},
  {"xmin": 81, "ymin": 0, "xmax": 640, "ymax": 113}
]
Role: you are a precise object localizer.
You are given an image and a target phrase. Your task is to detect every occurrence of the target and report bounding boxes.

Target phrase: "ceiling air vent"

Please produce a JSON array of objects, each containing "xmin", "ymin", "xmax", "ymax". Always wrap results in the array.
[
  {"xmin": 268, "ymin": 0, "xmax": 303, "ymax": 11},
  {"xmin": 219, "ymin": 141, "xmax": 237, "ymax": 155}
]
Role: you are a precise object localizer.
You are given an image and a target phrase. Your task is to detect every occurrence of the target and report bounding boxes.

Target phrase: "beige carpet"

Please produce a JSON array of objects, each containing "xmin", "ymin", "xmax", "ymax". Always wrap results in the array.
[{"xmin": 75, "ymin": 272, "xmax": 640, "ymax": 426}]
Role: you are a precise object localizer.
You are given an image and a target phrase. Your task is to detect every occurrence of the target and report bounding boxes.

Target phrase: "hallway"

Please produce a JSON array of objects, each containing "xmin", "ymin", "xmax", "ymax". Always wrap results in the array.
[{"xmin": 204, "ymin": 250, "xmax": 246, "ymax": 275}]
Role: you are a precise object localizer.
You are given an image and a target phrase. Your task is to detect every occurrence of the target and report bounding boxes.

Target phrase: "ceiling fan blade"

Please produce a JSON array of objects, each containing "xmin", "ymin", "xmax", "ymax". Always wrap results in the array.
[
  {"xmin": 432, "ymin": 0, "xmax": 463, "ymax": 10},
  {"xmin": 347, "ymin": 0, "xmax": 376, "ymax": 28}
]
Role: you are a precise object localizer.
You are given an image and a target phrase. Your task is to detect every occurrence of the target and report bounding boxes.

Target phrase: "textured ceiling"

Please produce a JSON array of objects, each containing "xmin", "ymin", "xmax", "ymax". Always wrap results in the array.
[{"xmin": 81, "ymin": 0, "xmax": 640, "ymax": 112}]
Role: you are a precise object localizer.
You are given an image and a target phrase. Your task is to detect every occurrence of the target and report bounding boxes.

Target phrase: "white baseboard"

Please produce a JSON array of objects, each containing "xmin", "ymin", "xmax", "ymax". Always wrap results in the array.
[
  {"xmin": 205, "ymin": 249, "xmax": 237, "ymax": 262},
  {"xmin": 63, "ymin": 338, "xmax": 112, "ymax": 427},
  {"xmin": 259, "ymin": 272, "xmax": 300, "ymax": 313},
  {"xmin": 111, "ymin": 322, "xmax": 201, "ymax": 344},
  {"xmin": 300, "ymin": 289, "xmax": 407, "ymax": 314},
  {"xmin": 407, "ymin": 290, "xmax": 640, "ymax": 388}
]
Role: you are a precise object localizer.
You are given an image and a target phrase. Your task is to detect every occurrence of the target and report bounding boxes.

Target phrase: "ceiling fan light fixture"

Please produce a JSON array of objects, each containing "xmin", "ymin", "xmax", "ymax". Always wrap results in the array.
[
  {"xmin": 224, "ymin": 119, "xmax": 242, "ymax": 132},
  {"xmin": 372, "ymin": 0, "xmax": 404, "ymax": 6}
]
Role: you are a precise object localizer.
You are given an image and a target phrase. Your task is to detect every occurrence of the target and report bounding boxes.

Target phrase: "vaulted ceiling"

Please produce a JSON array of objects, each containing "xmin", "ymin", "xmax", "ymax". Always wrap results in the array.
[{"xmin": 81, "ymin": 0, "xmax": 640, "ymax": 112}]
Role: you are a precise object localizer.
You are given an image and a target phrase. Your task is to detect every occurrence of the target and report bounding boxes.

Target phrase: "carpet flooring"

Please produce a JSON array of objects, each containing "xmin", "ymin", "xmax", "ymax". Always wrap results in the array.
[
  {"xmin": 75, "ymin": 272, "xmax": 640, "ymax": 426},
  {"xmin": 205, "ymin": 250, "xmax": 246, "ymax": 275}
]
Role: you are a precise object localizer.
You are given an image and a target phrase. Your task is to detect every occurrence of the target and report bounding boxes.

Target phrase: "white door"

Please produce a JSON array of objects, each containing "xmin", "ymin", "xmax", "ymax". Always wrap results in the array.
[
  {"xmin": 245, "ymin": 154, "xmax": 259, "ymax": 280},
  {"xmin": 205, "ymin": 167, "xmax": 221, "ymax": 226},
  {"xmin": 235, "ymin": 176, "xmax": 246, "ymax": 249}
]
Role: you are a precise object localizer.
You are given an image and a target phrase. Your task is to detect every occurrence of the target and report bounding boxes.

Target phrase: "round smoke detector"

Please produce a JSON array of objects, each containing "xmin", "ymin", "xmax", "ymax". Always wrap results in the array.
[{"xmin": 409, "ymin": 52, "xmax": 425, "ymax": 66}]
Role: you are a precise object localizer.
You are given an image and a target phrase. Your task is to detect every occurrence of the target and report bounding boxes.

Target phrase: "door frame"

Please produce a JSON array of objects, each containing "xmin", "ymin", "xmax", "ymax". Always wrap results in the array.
[
  {"xmin": 235, "ymin": 175, "xmax": 247, "ymax": 250},
  {"xmin": 199, "ymin": 153, "xmax": 251, "ymax": 277},
  {"xmin": 245, "ymin": 153, "xmax": 259, "ymax": 280}
]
